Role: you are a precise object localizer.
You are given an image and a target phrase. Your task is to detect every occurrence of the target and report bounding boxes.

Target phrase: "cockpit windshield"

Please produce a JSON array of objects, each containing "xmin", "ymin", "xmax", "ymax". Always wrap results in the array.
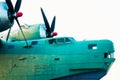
[{"xmin": 48, "ymin": 37, "xmax": 75, "ymax": 44}]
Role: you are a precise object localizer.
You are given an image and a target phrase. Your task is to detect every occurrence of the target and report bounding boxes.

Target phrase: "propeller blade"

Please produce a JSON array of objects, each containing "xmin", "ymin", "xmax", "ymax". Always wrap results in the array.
[
  {"xmin": 15, "ymin": 0, "xmax": 22, "ymax": 12},
  {"xmin": 5, "ymin": 0, "xmax": 14, "ymax": 13},
  {"xmin": 50, "ymin": 16, "xmax": 56, "ymax": 32},
  {"xmin": 6, "ymin": 28, "xmax": 11, "ymax": 42},
  {"xmin": 40, "ymin": 8, "xmax": 51, "ymax": 34},
  {"xmin": 15, "ymin": 17, "xmax": 29, "ymax": 46}
]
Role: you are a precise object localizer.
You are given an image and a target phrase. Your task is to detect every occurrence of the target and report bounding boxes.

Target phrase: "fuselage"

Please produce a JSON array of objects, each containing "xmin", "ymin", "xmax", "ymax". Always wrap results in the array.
[{"xmin": 0, "ymin": 37, "xmax": 115, "ymax": 80}]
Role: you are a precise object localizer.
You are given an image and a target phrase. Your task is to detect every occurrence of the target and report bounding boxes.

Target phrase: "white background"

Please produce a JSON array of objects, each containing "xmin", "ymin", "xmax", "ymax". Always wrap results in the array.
[{"xmin": 1, "ymin": 0, "xmax": 120, "ymax": 80}]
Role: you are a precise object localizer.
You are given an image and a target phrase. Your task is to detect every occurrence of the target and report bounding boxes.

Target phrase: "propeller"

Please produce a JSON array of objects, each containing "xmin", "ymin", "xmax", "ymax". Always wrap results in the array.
[
  {"xmin": 5, "ymin": 0, "xmax": 28, "ymax": 47},
  {"xmin": 40, "ymin": 8, "xmax": 57, "ymax": 38},
  {"xmin": 6, "ymin": 0, "xmax": 22, "ymax": 42},
  {"xmin": 6, "ymin": 0, "xmax": 22, "ymax": 23}
]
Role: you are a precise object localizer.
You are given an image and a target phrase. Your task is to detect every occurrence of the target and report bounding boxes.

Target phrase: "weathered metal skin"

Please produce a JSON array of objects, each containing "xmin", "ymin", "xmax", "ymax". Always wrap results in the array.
[{"xmin": 0, "ymin": 37, "xmax": 115, "ymax": 80}]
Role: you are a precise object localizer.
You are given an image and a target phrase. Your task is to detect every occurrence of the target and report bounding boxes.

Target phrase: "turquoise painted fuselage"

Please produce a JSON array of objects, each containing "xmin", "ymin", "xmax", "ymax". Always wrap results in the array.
[{"xmin": 0, "ymin": 37, "xmax": 115, "ymax": 80}]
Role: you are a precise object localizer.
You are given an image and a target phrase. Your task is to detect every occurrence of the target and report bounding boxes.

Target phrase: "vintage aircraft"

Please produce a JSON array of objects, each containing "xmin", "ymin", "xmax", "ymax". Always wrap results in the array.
[{"xmin": 0, "ymin": 0, "xmax": 115, "ymax": 80}]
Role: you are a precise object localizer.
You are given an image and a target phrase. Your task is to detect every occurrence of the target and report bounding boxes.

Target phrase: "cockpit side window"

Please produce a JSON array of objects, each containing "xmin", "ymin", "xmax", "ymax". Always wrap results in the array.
[
  {"xmin": 56, "ymin": 38, "xmax": 64, "ymax": 44},
  {"xmin": 65, "ymin": 38, "xmax": 71, "ymax": 43},
  {"xmin": 49, "ymin": 38, "xmax": 64, "ymax": 44},
  {"xmin": 49, "ymin": 37, "xmax": 73, "ymax": 44},
  {"xmin": 88, "ymin": 44, "xmax": 97, "ymax": 50}
]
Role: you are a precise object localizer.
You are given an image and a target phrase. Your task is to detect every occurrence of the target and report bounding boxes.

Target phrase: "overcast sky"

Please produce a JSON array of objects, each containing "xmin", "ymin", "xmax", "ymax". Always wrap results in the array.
[{"xmin": 1, "ymin": 0, "xmax": 120, "ymax": 80}]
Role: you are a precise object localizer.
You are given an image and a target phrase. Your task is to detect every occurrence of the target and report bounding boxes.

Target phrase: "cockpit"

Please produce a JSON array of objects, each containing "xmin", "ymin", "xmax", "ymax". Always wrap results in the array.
[{"xmin": 48, "ymin": 37, "xmax": 75, "ymax": 44}]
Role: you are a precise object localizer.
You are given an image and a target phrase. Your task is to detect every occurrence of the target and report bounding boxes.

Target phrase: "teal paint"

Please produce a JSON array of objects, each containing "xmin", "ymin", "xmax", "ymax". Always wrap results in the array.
[{"xmin": 0, "ymin": 37, "xmax": 115, "ymax": 80}]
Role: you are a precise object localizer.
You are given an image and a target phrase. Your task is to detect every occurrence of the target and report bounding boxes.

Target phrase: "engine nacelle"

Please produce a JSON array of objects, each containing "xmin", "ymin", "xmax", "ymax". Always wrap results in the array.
[
  {"xmin": 7, "ymin": 24, "xmax": 46, "ymax": 41},
  {"xmin": 0, "ymin": 2, "xmax": 14, "ymax": 32}
]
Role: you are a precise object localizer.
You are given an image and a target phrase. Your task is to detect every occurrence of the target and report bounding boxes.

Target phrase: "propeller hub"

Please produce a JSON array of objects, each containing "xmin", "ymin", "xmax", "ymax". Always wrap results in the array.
[
  {"xmin": 16, "ymin": 12, "xmax": 23, "ymax": 17},
  {"xmin": 52, "ymin": 32, "xmax": 58, "ymax": 36}
]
